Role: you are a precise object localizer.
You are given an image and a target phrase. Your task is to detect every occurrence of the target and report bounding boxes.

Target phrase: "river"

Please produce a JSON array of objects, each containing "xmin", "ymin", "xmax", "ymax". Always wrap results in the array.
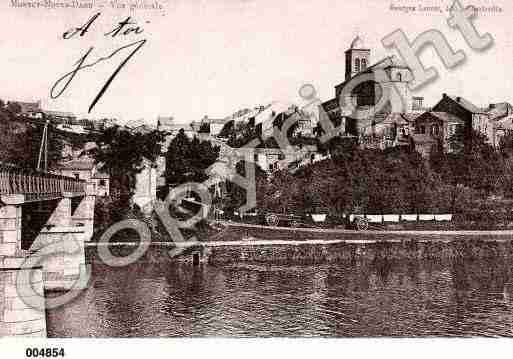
[{"xmin": 46, "ymin": 259, "xmax": 513, "ymax": 337}]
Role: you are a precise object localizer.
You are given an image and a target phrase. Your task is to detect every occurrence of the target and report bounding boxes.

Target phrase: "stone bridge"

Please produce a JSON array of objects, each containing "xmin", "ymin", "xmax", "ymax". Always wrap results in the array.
[{"xmin": 0, "ymin": 163, "xmax": 96, "ymax": 337}]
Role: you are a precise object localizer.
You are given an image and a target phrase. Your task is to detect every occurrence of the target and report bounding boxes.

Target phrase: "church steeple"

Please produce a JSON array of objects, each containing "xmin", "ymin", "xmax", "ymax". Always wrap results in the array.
[{"xmin": 345, "ymin": 35, "xmax": 370, "ymax": 80}]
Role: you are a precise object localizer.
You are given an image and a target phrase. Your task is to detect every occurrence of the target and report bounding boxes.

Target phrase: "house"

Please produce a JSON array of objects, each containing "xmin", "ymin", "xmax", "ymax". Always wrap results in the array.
[
  {"xmin": 125, "ymin": 119, "xmax": 154, "ymax": 134},
  {"xmin": 254, "ymin": 102, "xmax": 297, "ymax": 138},
  {"xmin": 12, "ymin": 100, "xmax": 43, "ymax": 119},
  {"xmin": 432, "ymin": 94, "xmax": 489, "ymax": 149},
  {"xmin": 206, "ymin": 117, "xmax": 231, "ymax": 136},
  {"xmin": 411, "ymin": 111, "xmax": 464, "ymax": 156},
  {"xmin": 357, "ymin": 112, "xmax": 414, "ymax": 150},
  {"xmin": 92, "ymin": 171, "xmax": 110, "ymax": 197},
  {"xmin": 190, "ymin": 121, "xmax": 203, "ymax": 133},
  {"xmin": 56, "ymin": 122, "xmax": 89, "ymax": 135},
  {"xmin": 44, "ymin": 110, "xmax": 77, "ymax": 125},
  {"xmin": 157, "ymin": 116, "xmax": 175, "ymax": 132},
  {"xmin": 253, "ymin": 145, "xmax": 323, "ymax": 173},
  {"xmin": 91, "ymin": 118, "xmax": 116, "ymax": 131},
  {"xmin": 486, "ymin": 103, "xmax": 513, "ymax": 148},
  {"xmin": 133, "ymin": 158, "xmax": 158, "ymax": 213},
  {"xmin": 55, "ymin": 157, "xmax": 110, "ymax": 197}
]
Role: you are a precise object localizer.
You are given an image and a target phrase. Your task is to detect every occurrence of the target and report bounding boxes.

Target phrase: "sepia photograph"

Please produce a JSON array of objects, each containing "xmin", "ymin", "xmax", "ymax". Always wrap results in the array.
[{"xmin": 0, "ymin": 0, "xmax": 513, "ymax": 353}]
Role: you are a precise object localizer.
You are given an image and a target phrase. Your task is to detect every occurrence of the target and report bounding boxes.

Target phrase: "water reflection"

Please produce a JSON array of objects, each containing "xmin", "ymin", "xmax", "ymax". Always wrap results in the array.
[{"xmin": 47, "ymin": 259, "xmax": 513, "ymax": 337}]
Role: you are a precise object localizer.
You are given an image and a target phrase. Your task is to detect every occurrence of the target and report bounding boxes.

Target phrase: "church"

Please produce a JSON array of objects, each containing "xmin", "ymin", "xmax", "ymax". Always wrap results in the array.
[{"xmin": 321, "ymin": 36, "xmax": 414, "ymax": 145}]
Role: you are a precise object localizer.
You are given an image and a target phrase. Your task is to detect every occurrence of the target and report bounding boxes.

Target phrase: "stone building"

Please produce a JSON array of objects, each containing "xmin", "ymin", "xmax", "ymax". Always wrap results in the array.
[
  {"xmin": 156, "ymin": 116, "xmax": 175, "ymax": 132},
  {"xmin": 486, "ymin": 102, "xmax": 513, "ymax": 148},
  {"xmin": 411, "ymin": 111, "xmax": 464, "ymax": 156},
  {"xmin": 12, "ymin": 100, "xmax": 43, "ymax": 119},
  {"xmin": 56, "ymin": 157, "xmax": 110, "ymax": 197},
  {"xmin": 321, "ymin": 36, "xmax": 413, "ymax": 144},
  {"xmin": 431, "ymin": 94, "xmax": 489, "ymax": 150}
]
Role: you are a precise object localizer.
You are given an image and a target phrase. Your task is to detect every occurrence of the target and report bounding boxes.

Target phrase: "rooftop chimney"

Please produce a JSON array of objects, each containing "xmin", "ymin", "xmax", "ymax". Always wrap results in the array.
[
  {"xmin": 489, "ymin": 103, "xmax": 496, "ymax": 109},
  {"xmin": 412, "ymin": 96, "xmax": 424, "ymax": 111},
  {"xmin": 456, "ymin": 97, "xmax": 461, "ymax": 102}
]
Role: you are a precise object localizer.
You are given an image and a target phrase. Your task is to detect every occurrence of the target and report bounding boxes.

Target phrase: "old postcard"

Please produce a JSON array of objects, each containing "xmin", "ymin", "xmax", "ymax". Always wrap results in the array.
[{"xmin": 0, "ymin": 0, "xmax": 513, "ymax": 355}]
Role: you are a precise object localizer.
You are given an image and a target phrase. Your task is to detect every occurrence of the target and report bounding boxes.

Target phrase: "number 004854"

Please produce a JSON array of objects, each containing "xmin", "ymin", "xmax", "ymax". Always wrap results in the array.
[{"xmin": 25, "ymin": 348, "xmax": 65, "ymax": 357}]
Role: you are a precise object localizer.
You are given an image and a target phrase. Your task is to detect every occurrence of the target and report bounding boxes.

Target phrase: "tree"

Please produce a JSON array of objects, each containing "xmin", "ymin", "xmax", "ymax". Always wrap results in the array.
[
  {"xmin": 6, "ymin": 102, "xmax": 22, "ymax": 115},
  {"xmin": 92, "ymin": 125, "xmax": 164, "ymax": 222},
  {"xmin": 165, "ymin": 129, "xmax": 220, "ymax": 185},
  {"xmin": 223, "ymin": 160, "xmax": 267, "ymax": 213},
  {"xmin": 447, "ymin": 127, "xmax": 502, "ymax": 195},
  {"xmin": 0, "ymin": 112, "xmax": 64, "ymax": 170}
]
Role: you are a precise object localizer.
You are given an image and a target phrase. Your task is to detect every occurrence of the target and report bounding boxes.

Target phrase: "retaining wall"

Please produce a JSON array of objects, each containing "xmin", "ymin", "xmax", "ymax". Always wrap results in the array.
[{"xmin": 0, "ymin": 266, "xmax": 46, "ymax": 337}]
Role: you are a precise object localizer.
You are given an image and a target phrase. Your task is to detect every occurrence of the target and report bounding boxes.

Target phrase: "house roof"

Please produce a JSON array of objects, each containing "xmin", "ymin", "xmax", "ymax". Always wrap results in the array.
[
  {"xmin": 209, "ymin": 118, "xmax": 229, "ymax": 125},
  {"xmin": 444, "ymin": 95, "xmax": 485, "ymax": 114},
  {"xmin": 190, "ymin": 121, "xmax": 202, "ymax": 131},
  {"xmin": 92, "ymin": 172, "xmax": 109, "ymax": 179},
  {"xmin": 380, "ymin": 112, "xmax": 410, "ymax": 125},
  {"xmin": 14, "ymin": 101, "xmax": 41, "ymax": 113},
  {"xmin": 321, "ymin": 98, "xmax": 339, "ymax": 112},
  {"xmin": 58, "ymin": 158, "xmax": 95, "ymax": 171},
  {"xmin": 165, "ymin": 124, "xmax": 193, "ymax": 131},
  {"xmin": 125, "ymin": 119, "xmax": 147, "ymax": 129},
  {"xmin": 157, "ymin": 116, "xmax": 174, "ymax": 127},
  {"xmin": 44, "ymin": 110, "xmax": 76, "ymax": 118},
  {"xmin": 487, "ymin": 102, "xmax": 513, "ymax": 120},
  {"xmin": 401, "ymin": 113, "xmax": 423, "ymax": 122}
]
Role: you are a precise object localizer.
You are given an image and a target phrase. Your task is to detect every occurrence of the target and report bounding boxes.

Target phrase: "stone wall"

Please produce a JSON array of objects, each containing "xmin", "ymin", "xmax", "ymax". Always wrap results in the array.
[
  {"xmin": 85, "ymin": 238, "xmax": 513, "ymax": 266},
  {"xmin": 0, "ymin": 205, "xmax": 21, "ymax": 257},
  {"xmin": 0, "ymin": 267, "xmax": 46, "ymax": 337}
]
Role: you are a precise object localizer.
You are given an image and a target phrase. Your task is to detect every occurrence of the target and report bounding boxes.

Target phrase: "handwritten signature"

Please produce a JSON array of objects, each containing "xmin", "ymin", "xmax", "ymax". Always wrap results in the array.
[{"xmin": 51, "ymin": 13, "xmax": 147, "ymax": 113}]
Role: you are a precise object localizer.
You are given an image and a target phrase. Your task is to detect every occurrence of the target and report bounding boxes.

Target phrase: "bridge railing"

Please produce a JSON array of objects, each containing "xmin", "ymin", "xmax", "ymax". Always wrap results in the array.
[{"xmin": 0, "ymin": 163, "xmax": 86, "ymax": 197}]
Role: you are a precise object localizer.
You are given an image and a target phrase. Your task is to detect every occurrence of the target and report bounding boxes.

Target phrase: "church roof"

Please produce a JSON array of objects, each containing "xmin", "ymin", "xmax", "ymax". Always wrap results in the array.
[
  {"xmin": 334, "ymin": 55, "xmax": 410, "ymax": 90},
  {"xmin": 368, "ymin": 55, "xmax": 408, "ymax": 70}
]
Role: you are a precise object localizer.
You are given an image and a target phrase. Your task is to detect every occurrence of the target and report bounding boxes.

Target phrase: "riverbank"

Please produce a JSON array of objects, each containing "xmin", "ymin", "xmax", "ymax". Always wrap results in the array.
[
  {"xmin": 209, "ymin": 221, "xmax": 513, "ymax": 241},
  {"xmin": 85, "ymin": 222, "xmax": 513, "ymax": 265}
]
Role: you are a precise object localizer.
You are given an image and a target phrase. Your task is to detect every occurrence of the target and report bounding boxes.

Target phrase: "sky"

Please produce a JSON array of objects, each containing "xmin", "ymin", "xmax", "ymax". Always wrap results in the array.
[{"xmin": 0, "ymin": 0, "xmax": 512, "ymax": 125}]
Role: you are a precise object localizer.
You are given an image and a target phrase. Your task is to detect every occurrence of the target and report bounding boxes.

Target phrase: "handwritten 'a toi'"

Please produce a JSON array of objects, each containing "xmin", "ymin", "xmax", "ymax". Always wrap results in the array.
[{"xmin": 51, "ymin": 13, "xmax": 148, "ymax": 113}]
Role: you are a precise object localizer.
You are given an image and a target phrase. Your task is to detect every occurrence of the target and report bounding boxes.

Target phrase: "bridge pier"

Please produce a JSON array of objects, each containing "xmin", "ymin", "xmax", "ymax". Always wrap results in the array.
[
  {"xmin": 29, "ymin": 195, "xmax": 95, "ymax": 290},
  {"xmin": 0, "ymin": 205, "xmax": 22, "ymax": 258},
  {"xmin": 0, "ymin": 266, "xmax": 46, "ymax": 337}
]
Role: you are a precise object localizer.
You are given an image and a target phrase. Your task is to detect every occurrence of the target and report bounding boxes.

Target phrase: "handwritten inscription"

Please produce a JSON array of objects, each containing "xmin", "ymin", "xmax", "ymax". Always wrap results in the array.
[{"xmin": 51, "ymin": 12, "xmax": 148, "ymax": 113}]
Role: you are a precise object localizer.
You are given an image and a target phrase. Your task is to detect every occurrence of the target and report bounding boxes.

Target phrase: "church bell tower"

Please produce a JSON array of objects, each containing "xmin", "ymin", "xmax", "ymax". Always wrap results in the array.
[{"xmin": 345, "ymin": 35, "xmax": 371, "ymax": 80}]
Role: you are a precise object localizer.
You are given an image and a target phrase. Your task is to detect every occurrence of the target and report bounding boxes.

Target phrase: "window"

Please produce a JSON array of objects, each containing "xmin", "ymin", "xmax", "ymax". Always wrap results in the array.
[
  {"xmin": 419, "ymin": 125, "xmax": 426, "ymax": 134},
  {"xmin": 355, "ymin": 58, "xmax": 360, "ymax": 72},
  {"xmin": 361, "ymin": 59, "xmax": 367, "ymax": 70},
  {"xmin": 99, "ymin": 179, "xmax": 106, "ymax": 186},
  {"xmin": 396, "ymin": 72, "xmax": 402, "ymax": 82},
  {"xmin": 73, "ymin": 173, "xmax": 80, "ymax": 180},
  {"xmin": 431, "ymin": 125, "xmax": 439, "ymax": 136}
]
